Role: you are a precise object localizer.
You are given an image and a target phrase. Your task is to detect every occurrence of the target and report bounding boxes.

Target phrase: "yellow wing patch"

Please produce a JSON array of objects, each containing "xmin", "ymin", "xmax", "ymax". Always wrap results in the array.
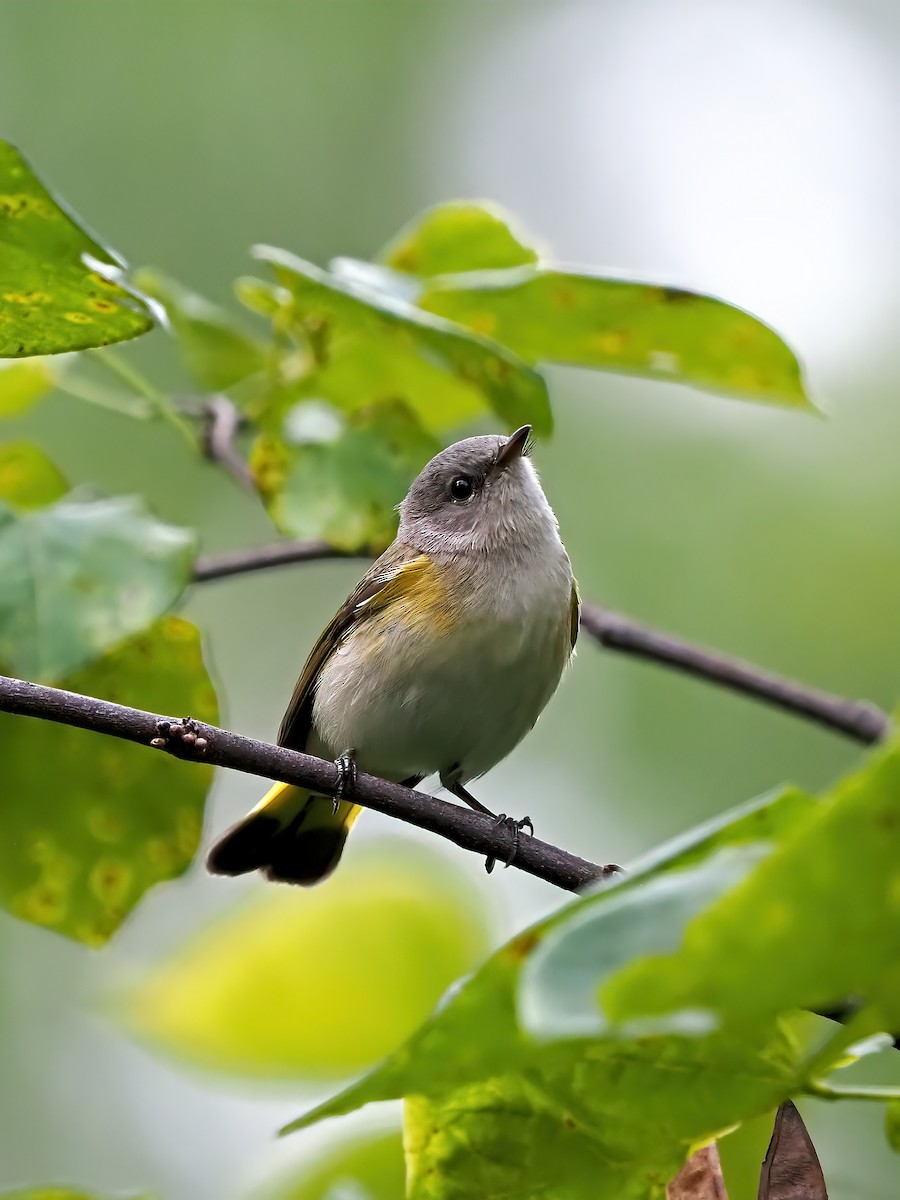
[
  {"xmin": 359, "ymin": 555, "xmax": 456, "ymax": 636},
  {"xmin": 277, "ymin": 547, "xmax": 453, "ymax": 749}
]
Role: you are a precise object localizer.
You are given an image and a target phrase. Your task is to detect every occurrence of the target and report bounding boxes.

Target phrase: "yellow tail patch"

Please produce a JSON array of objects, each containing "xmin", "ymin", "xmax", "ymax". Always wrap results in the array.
[{"xmin": 207, "ymin": 782, "xmax": 361, "ymax": 886}]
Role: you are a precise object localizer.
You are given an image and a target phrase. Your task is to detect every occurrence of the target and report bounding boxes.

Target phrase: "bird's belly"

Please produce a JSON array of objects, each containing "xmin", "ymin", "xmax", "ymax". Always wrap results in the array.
[{"xmin": 311, "ymin": 595, "xmax": 572, "ymax": 783}]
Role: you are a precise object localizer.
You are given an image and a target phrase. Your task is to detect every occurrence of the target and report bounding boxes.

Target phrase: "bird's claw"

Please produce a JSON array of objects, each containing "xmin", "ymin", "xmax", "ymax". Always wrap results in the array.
[
  {"xmin": 485, "ymin": 813, "xmax": 534, "ymax": 873},
  {"xmin": 333, "ymin": 750, "xmax": 358, "ymax": 813}
]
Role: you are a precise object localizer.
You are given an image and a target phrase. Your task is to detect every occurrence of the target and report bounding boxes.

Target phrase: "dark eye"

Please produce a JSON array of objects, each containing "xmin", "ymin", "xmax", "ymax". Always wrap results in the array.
[{"xmin": 449, "ymin": 475, "xmax": 474, "ymax": 502}]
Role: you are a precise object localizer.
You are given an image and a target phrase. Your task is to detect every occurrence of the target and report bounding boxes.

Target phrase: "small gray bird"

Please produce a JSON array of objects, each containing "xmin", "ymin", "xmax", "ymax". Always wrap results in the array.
[{"xmin": 207, "ymin": 425, "xmax": 578, "ymax": 885}]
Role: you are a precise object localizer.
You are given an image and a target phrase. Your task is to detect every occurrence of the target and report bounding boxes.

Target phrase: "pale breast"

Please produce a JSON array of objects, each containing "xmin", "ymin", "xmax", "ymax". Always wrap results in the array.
[{"xmin": 311, "ymin": 546, "xmax": 575, "ymax": 785}]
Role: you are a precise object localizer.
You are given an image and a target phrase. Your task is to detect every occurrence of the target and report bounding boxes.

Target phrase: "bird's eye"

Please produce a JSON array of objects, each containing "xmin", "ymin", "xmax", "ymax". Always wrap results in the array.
[{"xmin": 449, "ymin": 475, "xmax": 475, "ymax": 502}]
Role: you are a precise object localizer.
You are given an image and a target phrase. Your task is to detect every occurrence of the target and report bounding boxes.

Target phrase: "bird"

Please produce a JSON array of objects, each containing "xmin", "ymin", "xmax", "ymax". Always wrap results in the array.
[{"xmin": 206, "ymin": 424, "xmax": 578, "ymax": 886}]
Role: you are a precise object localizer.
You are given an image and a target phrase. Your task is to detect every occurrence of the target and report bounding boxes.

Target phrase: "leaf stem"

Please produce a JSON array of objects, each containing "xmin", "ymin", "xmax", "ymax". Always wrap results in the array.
[
  {"xmin": 807, "ymin": 1081, "xmax": 900, "ymax": 1102},
  {"xmin": 88, "ymin": 348, "xmax": 198, "ymax": 449}
]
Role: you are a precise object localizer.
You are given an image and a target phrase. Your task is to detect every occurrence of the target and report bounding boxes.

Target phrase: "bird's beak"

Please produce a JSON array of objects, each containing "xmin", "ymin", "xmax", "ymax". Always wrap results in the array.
[{"xmin": 495, "ymin": 425, "xmax": 532, "ymax": 473}]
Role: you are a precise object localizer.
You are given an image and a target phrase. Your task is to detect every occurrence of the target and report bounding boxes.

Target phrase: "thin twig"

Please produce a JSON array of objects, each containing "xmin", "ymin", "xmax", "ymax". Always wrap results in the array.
[
  {"xmin": 190, "ymin": 541, "xmax": 891, "ymax": 746},
  {"xmin": 88, "ymin": 348, "xmax": 199, "ymax": 449},
  {"xmin": 579, "ymin": 603, "xmax": 889, "ymax": 745},
  {"xmin": 0, "ymin": 675, "xmax": 616, "ymax": 894},
  {"xmin": 194, "ymin": 539, "xmax": 361, "ymax": 582},
  {"xmin": 199, "ymin": 395, "xmax": 256, "ymax": 490}
]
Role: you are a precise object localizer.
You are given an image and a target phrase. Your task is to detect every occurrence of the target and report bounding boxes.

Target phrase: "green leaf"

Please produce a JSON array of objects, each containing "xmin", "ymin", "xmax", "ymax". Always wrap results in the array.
[
  {"xmin": 330, "ymin": 257, "xmax": 423, "ymax": 304},
  {"xmin": 0, "ymin": 141, "xmax": 153, "ymax": 356},
  {"xmin": 279, "ymin": 782, "xmax": 850, "ymax": 1198},
  {"xmin": 420, "ymin": 267, "xmax": 812, "ymax": 410},
  {"xmin": 0, "ymin": 358, "xmax": 57, "ymax": 415},
  {"xmin": 124, "ymin": 845, "xmax": 491, "ymax": 1079},
  {"xmin": 404, "ymin": 1080, "xmax": 662, "ymax": 1200},
  {"xmin": 596, "ymin": 734, "xmax": 900, "ymax": 1035},
  {"xmin": 251, "ymin": 400, "xmax": 439, "ymax": 552},
  {"xmin": 252, "ymin": 246, "xmax": 552, "ymax": 435},
  {"xmin": 885, "ymin": 1100, "xmax": 900, "ymax": 1152},
  {"xmin": 282, "ymin": 739, "xmax": 900, "ymax": 1197},
  {"xmin": 719, "ymin": 1111, "xmax": 782, "ymax": 1200},
  {"xmin": 519, "ymin": 846, "xmax": 766, "ymax": 1040},
  {"xmin": 398, "ymin": 1013, "xmax": 800, "ymax": 1200},
  {"xmin": 0, "ymin": 493, "xmax": 196, "ymax": 681},
  {"xmin": 378, "ymin": 201, "xmax": 540, "ymax": 277},
  {"xmin": 134, "ymin": 268, "xmax": 267, "ymax": 391},
  {"xmin": 0, "ymin": 616, "xmax": 217, "ymax": 946},
  {"xmin": 263, "ymin": 1128, "xmax": 404, "ymax": 1200},
  {"xmin": 0, "ymin": 441, "xmax": 68, "ymax": 509},
  {"xmin": 283, "ymin": 870, "xmax": 802, "ymax": 1171}
]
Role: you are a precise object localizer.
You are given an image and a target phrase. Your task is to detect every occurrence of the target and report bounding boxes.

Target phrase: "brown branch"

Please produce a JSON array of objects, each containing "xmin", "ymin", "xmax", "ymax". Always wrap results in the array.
[
  {"xmin": 0, "ymin": 675, "xmax": 617, "ymax": 894},
  {"xmin": 198, "ymin": 394, "xmax": 256, "ymax": 491},
  {"xmin": 190, "ymin": 542, "xmax": 891, "ymax": 746},
  {"xmin": 194, "ymin": 539, "xmax": 363, "ymax": 582},
  {"xmin": 579, "ymin": 603, "xmax": 889, "ymax": 745}
]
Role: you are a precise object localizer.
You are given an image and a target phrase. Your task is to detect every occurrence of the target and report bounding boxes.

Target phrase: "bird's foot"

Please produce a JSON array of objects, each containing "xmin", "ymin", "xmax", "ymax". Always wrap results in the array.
[
  {"xmin": 332, "ymin": 749, "xmax": 357, "ymax": 813},
  {"xmin": 485, "ymin": 813, "xmax": 534, "ymax": 873}
]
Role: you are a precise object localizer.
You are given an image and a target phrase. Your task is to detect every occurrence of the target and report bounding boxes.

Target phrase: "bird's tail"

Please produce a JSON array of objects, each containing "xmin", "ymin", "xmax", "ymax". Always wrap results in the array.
[{"xmin": 206, "ymin": 782, "xmax": 361, "ymax": 886}]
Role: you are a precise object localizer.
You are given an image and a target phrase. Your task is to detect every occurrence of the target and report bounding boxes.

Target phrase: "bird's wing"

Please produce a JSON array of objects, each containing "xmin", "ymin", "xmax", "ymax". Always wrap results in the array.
[{"xmin": 277, "ymin": 541, "xmax": 431, "ymax": 750}]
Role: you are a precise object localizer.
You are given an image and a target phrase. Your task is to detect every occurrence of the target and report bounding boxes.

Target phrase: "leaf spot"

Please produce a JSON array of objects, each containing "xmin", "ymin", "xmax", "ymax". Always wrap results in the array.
[
  {"xmin": 87, "ymin": 805, "xmax": 125, "ymax": 843},
  {"xmin": 89, "ymin": 857, "xmax": 133, "ymax": 906}
]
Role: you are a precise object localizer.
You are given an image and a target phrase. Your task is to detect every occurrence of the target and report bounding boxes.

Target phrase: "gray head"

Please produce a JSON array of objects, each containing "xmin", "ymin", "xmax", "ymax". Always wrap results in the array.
[{"xmin": 398, "ymin": 425, "xmax": 561, "ymax": 558}]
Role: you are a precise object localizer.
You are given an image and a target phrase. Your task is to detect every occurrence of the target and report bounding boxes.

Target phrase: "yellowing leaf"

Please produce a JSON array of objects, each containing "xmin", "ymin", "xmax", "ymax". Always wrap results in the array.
[
  {"xmin": 125, "ymin": 847, "xmax": 492, "ymax": 1079},
  {"xmin": 0, "ymin": 617, "xmax": 218, "ymax": 945},
  {"xmin": 0, "ymin": 141, "xmax": 153, "ymax": 356},
  {"xmin": 0, "ymin": 442, "xmax": 67, "ymax": 509},
  {"xmin": 379, "ymin": 201, "xmax": 540, "ymax": 277},
  {"xmin": 421, "ymin": 267, "xmax": 812, "ymax": 410},
  {"xmin": 0, "ymin": 358, "xmax": 56, "ymax": 416}
]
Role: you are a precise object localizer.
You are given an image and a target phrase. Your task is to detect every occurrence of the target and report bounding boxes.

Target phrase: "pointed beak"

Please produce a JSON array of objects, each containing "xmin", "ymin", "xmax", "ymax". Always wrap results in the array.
[{"xmin": 495, "ymin": 425, "xmax": 532, "ymax": 473}]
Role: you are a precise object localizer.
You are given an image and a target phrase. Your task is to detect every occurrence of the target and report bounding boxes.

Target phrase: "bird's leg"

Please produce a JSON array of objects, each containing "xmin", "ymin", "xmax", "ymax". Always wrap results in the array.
[
  {"xmin": 446, "ymin": 777, "xmax": 498, "ymax": 818},
  {"xmin": 443, "ymin": 774, "xmax": 534, "ymax": 873},
  {"xmin": 332, "ymin": 748, "xmax": 358, "ymax": 813}
]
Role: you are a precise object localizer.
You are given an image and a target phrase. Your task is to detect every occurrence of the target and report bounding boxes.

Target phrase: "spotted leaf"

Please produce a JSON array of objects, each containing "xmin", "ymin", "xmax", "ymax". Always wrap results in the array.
[{"xmin": 0, "ymin": 617, "xmax": 217, "ymax": 945}]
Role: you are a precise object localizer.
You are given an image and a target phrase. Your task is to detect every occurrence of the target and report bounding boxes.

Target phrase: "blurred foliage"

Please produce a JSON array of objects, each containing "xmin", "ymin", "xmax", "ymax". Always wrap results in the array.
[
  {"xmin": 0, "ymin": 491, "xmax": 196, "ymax": 681},
  {"xmin": 0, "ymin": 141, "xmax": 892, "ymax": 1200},
  {"xmin": 0, "ymin": 617, "xmax": 217, "ymax": 945},
  {"xmin": 0, "ymin": 1190, "xmax": 154, "ymax": 1200},
  {"xmin": 133, "ymin": 269, "xmax": 266, "ymax": 393},
  {"xmin": 263, "ymin": 1129, "xmax": 404, "ymax": 1200},
  {"xmin": 0, "ymin": 143, "xmax": 152, "ymax": 357},
  {"xmin": 124, "ymin": 848, "xmax": 492, "ymax": 1079},
  {"xmin": 885, "ymin": 1101, "xmax": 900, "ymax": 1152},
  {"xmin": 0, "ymin": 358, "xmax": 58, "ymax": 416},
  {"xmin": 379, "ymin": 201, "xmax": 540, "ymax": 276},
  {"xmin": 0, "ymin": 441, "xmax": 68, "ymax": 508}
]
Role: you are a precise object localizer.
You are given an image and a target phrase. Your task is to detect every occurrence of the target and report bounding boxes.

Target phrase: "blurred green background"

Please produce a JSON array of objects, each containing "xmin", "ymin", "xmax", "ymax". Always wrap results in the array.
[{"xmin": 2, "ymin": 1, "xmax": 900, "ymax": 1196}]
